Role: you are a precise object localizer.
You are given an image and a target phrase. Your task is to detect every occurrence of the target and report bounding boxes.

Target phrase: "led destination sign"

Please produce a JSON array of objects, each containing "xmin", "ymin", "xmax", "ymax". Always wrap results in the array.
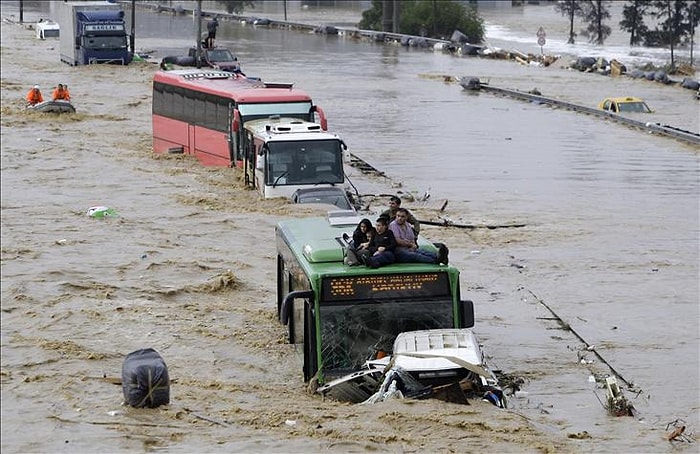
[{"xmin": 321, "ymin": 272, "xmax": 451, "ymax": 302}]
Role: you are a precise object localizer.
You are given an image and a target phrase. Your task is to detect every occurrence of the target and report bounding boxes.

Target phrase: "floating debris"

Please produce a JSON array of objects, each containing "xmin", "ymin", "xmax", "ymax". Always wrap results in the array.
[
  {"xmin": 601, "ymin": 376, "xmax": 635, "ymax": 417},
  {"xmin": 665, "ymin": 419, "xmax": 694, "ymax": 443},
  {"xmin": 87, "ymin": 205, "xmax": 118, "ymax": 218}
]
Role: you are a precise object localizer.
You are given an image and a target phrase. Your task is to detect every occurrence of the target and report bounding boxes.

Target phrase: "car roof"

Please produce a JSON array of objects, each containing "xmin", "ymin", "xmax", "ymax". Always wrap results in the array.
[
  {"xmin": 606, "ymin": 97, "xmax": 645, "ymax": 103},
  {"xmin": 292, "ymin": 187, "xmax": 353, "ymax": 210},
  {"xmin": 293, "ymin": 187, "xmax": 346, "ymax": 196}
]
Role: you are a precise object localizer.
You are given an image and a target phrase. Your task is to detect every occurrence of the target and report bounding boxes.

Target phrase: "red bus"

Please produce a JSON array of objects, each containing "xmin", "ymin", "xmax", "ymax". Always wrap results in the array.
[{"xmin": 152, "ymin": 69, "xmax": 327, "ymax": 168}]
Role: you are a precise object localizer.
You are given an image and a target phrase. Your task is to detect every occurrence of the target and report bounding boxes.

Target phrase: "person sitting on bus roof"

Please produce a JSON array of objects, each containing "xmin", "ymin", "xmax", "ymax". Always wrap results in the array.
[
  {"xmin": 362, "ymin": 217, "xmax": 396, "ymax": 269},
  {"xmin": 26, "ymin": 85, "xmax": 43, "ymax": 106},
  {"xmin": 352, "ymin": 218, "xmax": 374, "ymax": 249},
  {"xmin": 381, "ymin": 195, "xmax": 420, "ymax": 236},
  {"xmin": 344, "ymin": 218, "xmax": 375, "ymax": 266},
  {"xmin": 390, "ymin": 208, "xmax": 446, "ymax": 265},
  {"xmin": 52, "ymin": 83, "xmax": 70, "ymax": 101},
  {"xmin": 389, "ymin": 208, "xmax": 436, "ymax": 263}
]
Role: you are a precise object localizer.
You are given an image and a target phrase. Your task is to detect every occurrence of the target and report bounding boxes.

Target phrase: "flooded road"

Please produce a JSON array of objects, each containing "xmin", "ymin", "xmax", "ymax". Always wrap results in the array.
[{"xmin": 1, "ymin": 1, "xmax": 698, "ymax": 453}]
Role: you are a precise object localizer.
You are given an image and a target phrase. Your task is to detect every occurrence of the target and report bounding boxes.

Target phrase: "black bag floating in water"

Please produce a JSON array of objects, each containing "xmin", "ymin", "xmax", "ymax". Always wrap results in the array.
[{"xmin": 122, "ymin": 348, "xmax": 170, "ymax": 408}]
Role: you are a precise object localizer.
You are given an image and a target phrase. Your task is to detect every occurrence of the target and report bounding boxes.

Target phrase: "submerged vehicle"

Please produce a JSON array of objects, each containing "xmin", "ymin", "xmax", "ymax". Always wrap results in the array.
[
  {"xmin": 291, "ymin": 187, "xmax": 355, "ymax": 211},
  {"xmin": 276, "ymin": 211, "xmax": 503, "ymax": 406},
  {"xmin": 188, "ymin": 46, "xmax": 241, "ymax": 73},
  {"xmin": 152, "ymin": 69, "xmax": 328, "ymax": 169},
  {"xmin": 57, "ymin": 1, "xmax": 132, "ymax": 66},
  {"xmin": 247, "ymin": 117, "xmax": 348, "ymax": 200},
  {"xmin": 320, "ymin": 328, "xmax": 504, "ymax": 406},
  {"xmin": 598, "ymin": 97, "xmax": 652, "ymax": 113},
  {"xmin": 35, "ymin": 19, "xmax": 59, "ymax": 39}
]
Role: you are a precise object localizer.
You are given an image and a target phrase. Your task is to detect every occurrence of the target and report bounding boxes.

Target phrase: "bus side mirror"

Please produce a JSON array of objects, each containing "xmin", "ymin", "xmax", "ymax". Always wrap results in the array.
[
  {"xmin": 460, "ymin": 299, "xmax": 474, "ymax": 328},
  {"xmin": 232, "ymin": 108, "xmax": 241, "ymax": 132},
  {"xmin": 311, "ymin": 105, "xmax": 327, "ymax": 131},
  {"xmin": 280, "ymin": 290, "xmax": 314, "ymax": 344},
  {"xmin": 280, "ymin": 290, "xmax": 314, "ymax": 325}
]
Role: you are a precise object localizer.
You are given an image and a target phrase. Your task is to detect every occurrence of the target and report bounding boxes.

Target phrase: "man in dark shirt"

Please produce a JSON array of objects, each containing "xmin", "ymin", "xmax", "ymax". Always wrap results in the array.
[
  {"xmin": 381, "ymin": 195, "xmax": 420, "ymax": 236},
  {"xmin": 364, "ymin": 217, "xmax": 396, "ymax": 268}
]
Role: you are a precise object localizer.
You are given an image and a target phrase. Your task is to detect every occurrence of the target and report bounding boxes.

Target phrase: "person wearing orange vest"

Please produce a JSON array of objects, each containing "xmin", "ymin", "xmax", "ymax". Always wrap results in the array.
[
  {"xmin": 52, "ymin": 83, "xmax": 71, "ymax": 101},
  {"xmin": 26, "ymin": 85, "xmax": 44, "ymax": 105}
]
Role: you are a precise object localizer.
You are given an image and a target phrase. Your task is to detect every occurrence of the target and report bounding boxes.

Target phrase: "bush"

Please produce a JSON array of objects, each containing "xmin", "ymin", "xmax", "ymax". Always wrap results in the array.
[{"xmin": 360, "ymin": 0, "xmax": 484, "ymax": 44}]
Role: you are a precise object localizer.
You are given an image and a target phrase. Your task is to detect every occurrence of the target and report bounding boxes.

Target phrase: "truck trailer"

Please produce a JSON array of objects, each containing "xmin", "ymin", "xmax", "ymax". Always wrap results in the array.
[{"xmin": 57, "ymin": 1, "xmax": 132, "ymax": 66}]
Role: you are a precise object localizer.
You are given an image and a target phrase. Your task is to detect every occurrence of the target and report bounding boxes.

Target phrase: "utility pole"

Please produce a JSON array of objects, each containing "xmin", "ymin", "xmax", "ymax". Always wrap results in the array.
[
  {"xmin": 690, "ymin": 7, "xmax": 695, "ymax": 66},
  {"xmin": 195, "ymin": 0, "xmax": 202, "ymax": 68},
  {"xmin": 19, "ymin": 0, "xmax": 24, "ymax": 24},
  {"xmin": 130, "ymin": 0, "xmax": 135, "ymax": 57},
  {"xmin": 392, "ymin": 0, "xmax": 400, "ymax": 33}
]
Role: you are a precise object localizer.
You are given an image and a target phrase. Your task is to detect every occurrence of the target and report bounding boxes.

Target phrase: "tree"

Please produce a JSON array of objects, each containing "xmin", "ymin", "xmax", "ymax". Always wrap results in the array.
[
  {"xmin": 620, "ymin": 0, "xmax": 652, "ymax": 45},
  {"xmin": 555, "ymin": 0, "xmax": 585, "ymax": 44},
  {"xmin": 214, "ymin": 1, "xmax": 255, "ymax": 15},
  {"xmin": 359, "ymin": 0, "xmax": 485, "ymax": 43},
  {"xmin": 360, "ymin": 0, "xmax": 384, "ymax": 31},
  {"xmin": 646, "ymin": 0, "xmax": 697, "ymax": 66},
  {"xmin": 580, "ymin": 0, "xmax": 611, "ymax": 44}
]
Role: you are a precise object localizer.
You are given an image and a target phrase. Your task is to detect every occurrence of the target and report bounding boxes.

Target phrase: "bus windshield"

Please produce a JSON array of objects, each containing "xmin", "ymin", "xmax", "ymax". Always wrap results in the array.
[
  {"xmin": 239, "ymin": 102, "xmax": 313, "ymax": 119},
  {"xmin": 266, "ymin": 139, "xmax": 343, "ymax": 185},
  {"xmin": 319, "ymin": 298, "xmax": 455, "ymax": 377}
]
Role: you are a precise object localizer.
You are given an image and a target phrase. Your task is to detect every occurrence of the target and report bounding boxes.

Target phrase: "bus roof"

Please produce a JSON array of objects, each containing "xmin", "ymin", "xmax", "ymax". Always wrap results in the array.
[
  {"xmin": 277, "ymin": 215, "xmax": 458, "ymax": 278},
  {"xmin": 244, "ymin": 118, "xmax": 341, "ymax": 142},
  {"xmin": 153, "ymin": 69, "xmax": 313, "ymax": 103}
]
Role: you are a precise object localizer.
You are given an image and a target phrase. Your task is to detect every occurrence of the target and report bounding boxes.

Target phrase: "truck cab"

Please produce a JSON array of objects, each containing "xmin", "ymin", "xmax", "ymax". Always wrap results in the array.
[{"xmin": 58, "ymin": 2, "xmax": 132, "ymax": 66}]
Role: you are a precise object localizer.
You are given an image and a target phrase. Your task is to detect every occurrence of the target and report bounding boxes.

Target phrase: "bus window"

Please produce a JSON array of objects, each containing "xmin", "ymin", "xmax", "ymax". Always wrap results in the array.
[{"xmin": 266, "ymin": 140, "xmax": 343, "ymax": 186}]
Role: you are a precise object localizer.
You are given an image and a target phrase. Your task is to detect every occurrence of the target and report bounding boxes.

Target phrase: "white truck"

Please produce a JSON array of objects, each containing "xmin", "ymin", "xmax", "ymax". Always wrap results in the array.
[
  {"xmin": 36, "ymin": 19, "xmax": 60, "ymax": 39},
  {"xmin": 57, "ymin": 1, "xmax": 132, "ymax": 66}
]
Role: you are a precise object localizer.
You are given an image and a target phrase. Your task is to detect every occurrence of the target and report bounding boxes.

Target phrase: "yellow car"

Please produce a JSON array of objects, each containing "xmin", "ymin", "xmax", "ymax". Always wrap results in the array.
[{"xmin": 598, "ymin": 97, "xmax": 652, "ymax": 113}]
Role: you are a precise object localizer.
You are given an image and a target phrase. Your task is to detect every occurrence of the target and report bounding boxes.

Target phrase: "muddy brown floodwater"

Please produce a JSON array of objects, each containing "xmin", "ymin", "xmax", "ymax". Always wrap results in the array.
[
  {"xmin": 3, "ymin": 3, "xmax": 699, "ymax": 453},
  {"xmin": 0, "ymin": 15, "xmax": 579, "ymax": 454}
]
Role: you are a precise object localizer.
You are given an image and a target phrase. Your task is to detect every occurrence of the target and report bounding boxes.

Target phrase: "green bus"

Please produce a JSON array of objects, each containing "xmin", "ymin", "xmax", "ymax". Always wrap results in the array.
[{"xmin": 276, "ymin": 212, "xmax": 475, "ymax": 384}]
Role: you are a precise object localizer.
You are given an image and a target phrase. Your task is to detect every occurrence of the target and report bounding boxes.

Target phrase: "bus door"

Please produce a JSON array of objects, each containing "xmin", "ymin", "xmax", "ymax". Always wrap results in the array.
[
  {"xmin": 227, "ymin": 103, "xmax": 238, "ymax": 166},
  {"xmin": 242, "ymin": 130, "xmax": 257, "ymax": 189}
]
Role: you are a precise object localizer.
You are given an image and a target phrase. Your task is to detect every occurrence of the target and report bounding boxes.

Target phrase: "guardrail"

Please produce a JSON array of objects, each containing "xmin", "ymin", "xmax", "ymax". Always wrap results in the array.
[{"xmin": 464, "ymin": 79, "xmax": 700, "ymax": 146}]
